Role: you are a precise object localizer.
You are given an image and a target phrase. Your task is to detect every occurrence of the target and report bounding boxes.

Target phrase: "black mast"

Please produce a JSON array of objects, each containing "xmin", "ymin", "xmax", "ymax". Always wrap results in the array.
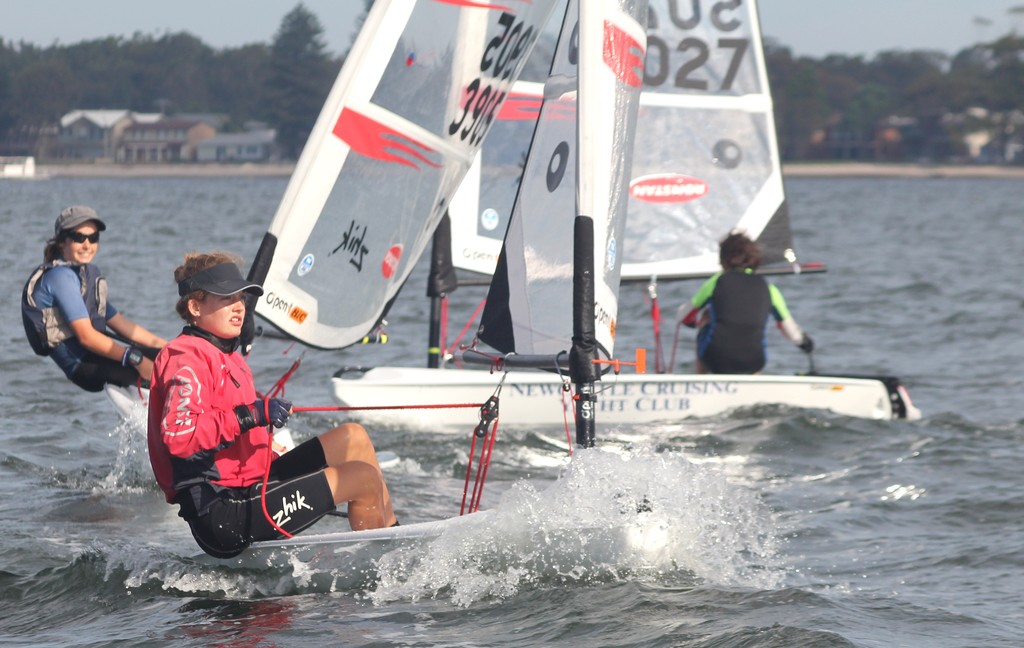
[
  {"xmin": 426, "ymin": 212, "xmax": 459, "ymax": 368},
  {"xmin": 568, "ymin": 215, "xmax": 598, "ymax": 448}
]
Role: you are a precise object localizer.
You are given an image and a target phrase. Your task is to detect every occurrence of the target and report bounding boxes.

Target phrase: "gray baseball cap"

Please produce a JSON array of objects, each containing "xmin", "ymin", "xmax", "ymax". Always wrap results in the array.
[{"xmin": 54, "ymin": 205, "xmax": 107, "ymax": 238}]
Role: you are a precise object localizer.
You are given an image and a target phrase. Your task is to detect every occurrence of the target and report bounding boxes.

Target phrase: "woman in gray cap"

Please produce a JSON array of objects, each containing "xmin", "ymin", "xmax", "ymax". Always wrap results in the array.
[{"xmin": 21, "ymin": 205, "xmax": 167, "ymax": 391}]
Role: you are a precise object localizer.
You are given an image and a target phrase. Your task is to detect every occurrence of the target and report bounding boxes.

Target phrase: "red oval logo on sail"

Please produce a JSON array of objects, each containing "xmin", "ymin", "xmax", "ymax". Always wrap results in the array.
[
  {"xmin": 629, "ymin": 174, "xmax": 709, "ymax": 203},
  {"xmin": 382, "ymin": 245, "xmax": 402, "ymax": 279}
]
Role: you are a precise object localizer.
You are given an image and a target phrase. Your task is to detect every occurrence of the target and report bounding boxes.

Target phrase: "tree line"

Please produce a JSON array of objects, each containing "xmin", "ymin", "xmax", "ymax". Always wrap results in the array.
[
  {"xmin": 766, "ymin": 34, "xmax": 1024, "ymax": 163},
  {"xmin": 0, "ymin": 5, "xmax": 348, "ymax": 159},
  {"xmin": 2, "ymin": 3, "xmax": 1023, "ymax": 163}
]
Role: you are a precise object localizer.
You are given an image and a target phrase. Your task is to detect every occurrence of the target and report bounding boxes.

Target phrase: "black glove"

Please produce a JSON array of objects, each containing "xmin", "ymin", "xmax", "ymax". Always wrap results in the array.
[
  {"xmin": 798, "ymin": 334, "xmax": 814, "ymax": 354},
  {"xmin": 235, "ymin": 398, "xmax": 292, "ymax": 430},
  {"xmin": 122, "ymin": 345, "xmax": 144, "ymax": 367}
]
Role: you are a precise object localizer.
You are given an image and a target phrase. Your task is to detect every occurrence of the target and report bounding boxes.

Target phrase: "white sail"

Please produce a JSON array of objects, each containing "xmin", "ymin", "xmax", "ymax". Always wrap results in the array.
[
  {"xmin": 578, "ymin": 0, "xmax": 649, "ymax": 355},
  {"xmin": 622, "ymin": 0, "xmax": 789, "ymax": 280},
  {"xmin": 479, "ymin": 0, "xmax": 648, "ymax": 358},
  {"xmin": 447, "ymin": 81, "xmax": 544, "ymax": 277},
  {"xmin": 450, "ymin": 0, "xmax": 793, "ymax": 283},
  {"xmin": 253, "ymin": 0, "xmax": 559, "ymax": 349}
]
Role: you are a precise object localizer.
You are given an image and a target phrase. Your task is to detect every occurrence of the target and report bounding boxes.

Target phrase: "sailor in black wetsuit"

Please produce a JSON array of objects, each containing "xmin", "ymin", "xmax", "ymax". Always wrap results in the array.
[{"xmin": 678, "ymin": 232, "xmax": 814, "ymax": 374}]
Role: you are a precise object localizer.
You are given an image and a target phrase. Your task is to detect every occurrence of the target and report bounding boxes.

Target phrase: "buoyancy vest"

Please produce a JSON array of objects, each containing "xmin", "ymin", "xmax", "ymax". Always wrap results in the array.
[
  {"xmin": 697, "ymin": 270, "xmax": 773, "ymax": 374},
  {"xmin": 21, "ymin": 261, "xmax": 108, "ymax": 356}
]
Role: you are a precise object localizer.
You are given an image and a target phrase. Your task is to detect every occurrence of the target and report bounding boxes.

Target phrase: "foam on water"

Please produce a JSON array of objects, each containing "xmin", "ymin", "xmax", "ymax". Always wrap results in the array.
[
  {"xmin": 103, "ymin": 447, "xmax": 782, "ymax": 602},
  {"xmin": 369, "ymin": 447, "xmax": 783, "ymax": 606},
  {"xmin": 99, "ymin": 410, "xmax": 152, "ymax": 493}
]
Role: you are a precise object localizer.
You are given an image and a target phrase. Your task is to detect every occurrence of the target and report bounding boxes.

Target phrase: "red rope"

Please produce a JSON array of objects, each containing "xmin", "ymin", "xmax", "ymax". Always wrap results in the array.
[
  {"xmin": 449, "ymin": 296, "xmax": 488, "ymax": 363},
  {"xmin": 263, "ymin": 357, "xmax": 302, "ymax": 400},
  {"xmin": 460, "ymin": 432, "xmax": 479, "ymax": 515},
  {"xmin": 649, "ymin": 294, "xmax": 666, "ymax": 373},
  {"xmin": 258, "ymin": 346, "xmax": 304, "ymax": 401},
  {"xmin": 258, "ymin": 400, "xmax": 293, "ymax": 539},
  {"xmin": 469, "ymin": 418, "xmax": 499, "ymax": 512},
  {"xmin": 461, "ymin": 395, "xmax": 501, "ymax": 514},
  {"xmin": 668, "ymin": 319, "xmax": 684, "ymax": 371},
  {"xmin": 294, "ymin": 403, "xmax": 481, "ymax": 413}
]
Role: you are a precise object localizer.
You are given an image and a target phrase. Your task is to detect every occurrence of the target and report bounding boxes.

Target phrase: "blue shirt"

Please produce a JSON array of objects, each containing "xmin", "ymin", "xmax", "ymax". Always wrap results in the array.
[{"xmin": 34, "ymin": 266, "xmax": 118, "ymax": 377}]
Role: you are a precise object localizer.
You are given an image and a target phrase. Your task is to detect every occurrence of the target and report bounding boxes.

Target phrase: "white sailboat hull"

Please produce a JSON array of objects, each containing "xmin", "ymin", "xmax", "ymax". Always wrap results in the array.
[
  {"xmin": 205, "ymin": 508, "xmax": 675, "ymax": 581},
  {"xmin": 212, "ymin": 512, "xmax": 482, "ymax": 573},
  {"xmin": 332, "ymin": 366, "xmax": 919, "ymax": 429}
]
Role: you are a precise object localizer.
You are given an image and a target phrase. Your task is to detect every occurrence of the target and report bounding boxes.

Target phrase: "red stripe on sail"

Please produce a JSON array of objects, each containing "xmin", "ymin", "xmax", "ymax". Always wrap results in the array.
[
  {"xmin": 497, "ymin": 93, "xmax": 543, "ymax": 120},
  {"xmin": 333, "ymin": 108, "xmax": 441, "ymax": 170},
  {"xmin": 603, "ymin": 20, "xmax": 645, "ymax": 88},
  {"xmin": 429, "ymin": 0, "xmax": 529, "ymax": 11}
]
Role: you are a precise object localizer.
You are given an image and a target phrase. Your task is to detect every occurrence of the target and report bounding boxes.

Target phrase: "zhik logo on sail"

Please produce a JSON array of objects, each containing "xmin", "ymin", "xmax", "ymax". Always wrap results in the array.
[{"xmin": 333, "ymin": 108, "xmax": 441, "ymax": 170}]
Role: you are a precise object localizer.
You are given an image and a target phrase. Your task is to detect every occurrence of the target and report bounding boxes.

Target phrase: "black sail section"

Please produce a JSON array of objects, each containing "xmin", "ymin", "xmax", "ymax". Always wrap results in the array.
[
  {"xmin": 477, "ymin": 249, "xmax": 514, "ymax": 353},
  {"xmin": 755, "ymin": 200, "xmax": 795, "ymax": 267},
  {"xmin": 427, "ymin": 212, "xmax": 459, "ymax": 298}
]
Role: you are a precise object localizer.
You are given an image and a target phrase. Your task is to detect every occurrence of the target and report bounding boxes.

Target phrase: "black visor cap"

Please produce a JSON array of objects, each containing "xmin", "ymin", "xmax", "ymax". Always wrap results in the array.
[{"xmin": 178, "ymin": 263, "xmax": 264, "ymax": 297}]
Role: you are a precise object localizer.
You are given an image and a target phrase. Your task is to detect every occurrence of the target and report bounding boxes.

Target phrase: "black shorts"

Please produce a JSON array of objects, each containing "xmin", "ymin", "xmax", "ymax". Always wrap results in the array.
[
  {"xmin": 70, "ymin": 354, "xmax": 139, "ymax": 392},
  {"xmin": 69, "ymin": 346, "xmax": 160, "ymax": 392},
  {"xmin": 183, "ymin": 438, "xmax": 336, "ymax": 559},
  {"xmin": 697, "ymin": 329, "xmax": 766, "ymax": 374}
]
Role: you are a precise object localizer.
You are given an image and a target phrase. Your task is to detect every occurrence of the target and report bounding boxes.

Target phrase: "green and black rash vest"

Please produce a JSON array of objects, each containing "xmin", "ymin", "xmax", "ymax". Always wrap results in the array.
[{"xmin": 681, "ymin": 269, "xmax": 801, "ymax": 374}]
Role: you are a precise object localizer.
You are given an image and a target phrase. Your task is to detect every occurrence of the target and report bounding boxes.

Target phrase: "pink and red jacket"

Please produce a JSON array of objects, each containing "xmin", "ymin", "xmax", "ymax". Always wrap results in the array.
[{"xmin": 148, "ymin": 328, "xmax": 272, "ymax": 504}]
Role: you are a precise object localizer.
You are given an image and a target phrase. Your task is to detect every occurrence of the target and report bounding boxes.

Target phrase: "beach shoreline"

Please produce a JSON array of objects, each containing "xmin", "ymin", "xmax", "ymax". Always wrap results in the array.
[
  {"xmin": 36, "ymin": 162, "xmax": 296, "ymax": 178},
  {"xmin": 30, "ymin": 160, "xmax": 1024, "ymax": 179},
  {"xmin": 782, "ymin": 161, "xmax": 1024, "ymax": 179}
]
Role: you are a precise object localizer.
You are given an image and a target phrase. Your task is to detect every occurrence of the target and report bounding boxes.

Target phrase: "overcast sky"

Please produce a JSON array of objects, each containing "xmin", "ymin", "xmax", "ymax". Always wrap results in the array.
[{"xmin": 3, "ymin": 0, "xmax": 1024, "ymax": 59}]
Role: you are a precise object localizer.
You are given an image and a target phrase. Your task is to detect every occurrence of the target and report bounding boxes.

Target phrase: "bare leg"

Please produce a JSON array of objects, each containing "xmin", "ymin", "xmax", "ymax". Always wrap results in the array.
[
  {"xmin": 323, "ymin": 461, "xmax": 391, "ymax": 530},
  {"xmin": 318, "ymin": 422, "xmax": 397, "ymax": 529}
]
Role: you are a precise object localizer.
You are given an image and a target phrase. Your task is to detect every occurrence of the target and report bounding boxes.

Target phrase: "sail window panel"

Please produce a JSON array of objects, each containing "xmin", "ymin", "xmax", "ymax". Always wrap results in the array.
[
  {"xmin": 475, "ymin": 115, "xmax": 538, "ymax": 240},
  {"xmin": 625, "ymin": 106, "xmax": 778, "ymax": 269},
  {"xmin": 282, "ymin": 151, "xmax": 450, "ymax": 335}
]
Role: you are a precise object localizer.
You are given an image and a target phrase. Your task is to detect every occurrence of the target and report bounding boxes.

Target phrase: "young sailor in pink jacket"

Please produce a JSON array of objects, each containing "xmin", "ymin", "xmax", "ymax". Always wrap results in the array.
[{"xmin": 148, "ymin": 251, "xmax": 397, "ymax": 558}]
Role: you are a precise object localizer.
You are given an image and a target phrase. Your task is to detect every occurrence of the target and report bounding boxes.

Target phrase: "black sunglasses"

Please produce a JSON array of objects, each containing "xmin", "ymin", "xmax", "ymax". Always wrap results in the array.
[{"xmin": 65, "ymin": 231, "xmax": 100, "ymax": 244}]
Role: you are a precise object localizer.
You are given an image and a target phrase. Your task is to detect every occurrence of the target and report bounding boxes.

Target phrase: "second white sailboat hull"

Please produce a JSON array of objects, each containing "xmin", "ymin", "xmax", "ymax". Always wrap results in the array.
[{"xmin": 331, "ymin": 367, "xmax": 918, "ymax": 429}]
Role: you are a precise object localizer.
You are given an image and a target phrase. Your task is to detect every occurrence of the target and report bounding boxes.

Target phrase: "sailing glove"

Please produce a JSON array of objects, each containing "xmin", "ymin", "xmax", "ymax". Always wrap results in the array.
[
  {"xmin": 235, "ymin": 398, "xmax": 292, "ymax": 431},
  {"xmin": 121, "ymin": 345, "xmax": 144, "ymax": 367},
  {"xmin": 798, "ymin": 334, "xmax": 815, "ymax": 354}
]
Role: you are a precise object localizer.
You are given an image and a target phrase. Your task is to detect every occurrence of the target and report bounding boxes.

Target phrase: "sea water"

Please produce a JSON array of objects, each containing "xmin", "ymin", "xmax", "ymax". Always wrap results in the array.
[{"xmin": 0, "ymin": 175, "xmax": 1021, "ymax": 646}]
